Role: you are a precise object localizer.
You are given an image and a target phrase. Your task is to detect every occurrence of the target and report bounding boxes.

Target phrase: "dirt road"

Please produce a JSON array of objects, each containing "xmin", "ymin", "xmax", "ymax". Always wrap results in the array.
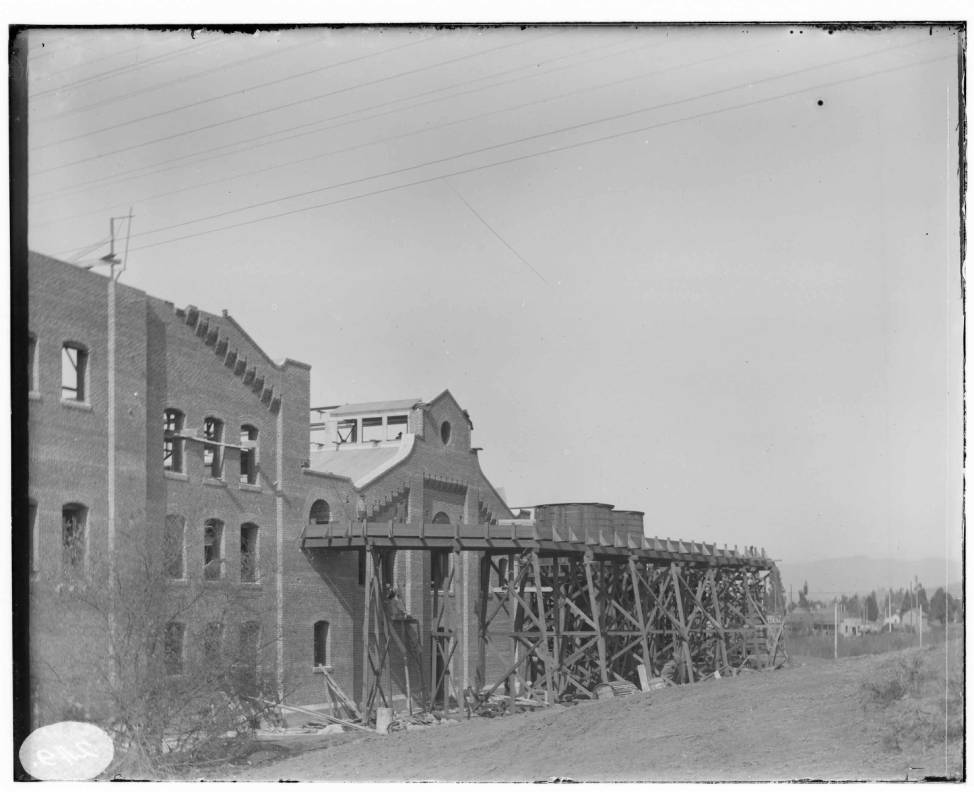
[{"xmin": 229, "ymin": 644, "xmax": 962, "ymax": 782}]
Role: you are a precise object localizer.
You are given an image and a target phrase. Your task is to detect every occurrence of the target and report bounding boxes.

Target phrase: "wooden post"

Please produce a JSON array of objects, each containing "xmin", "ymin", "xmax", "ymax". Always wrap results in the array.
[
  {"xmin": 627, "ymin": 556, "xmax": 652, "ymax": 673},
  {"xmin": 531, "ymin": 552, "xmax": 554, "ymax": 704},
  {"xmin": 584, "ymin": 555, "xmax": 609, "ymax": 683},
  {"xmin": 360, "ymin": 547, "xmax": 374, "ymax": 714},
  {"xmin": 669, "ymin": 563, "xmax": 694, "ymax": 683}
]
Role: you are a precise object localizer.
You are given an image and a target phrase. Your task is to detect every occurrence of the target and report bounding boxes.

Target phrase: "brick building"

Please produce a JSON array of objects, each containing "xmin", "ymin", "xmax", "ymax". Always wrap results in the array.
[{"xmin": 26, "ymin": 251, "xmax": 514, "ymax": 723}]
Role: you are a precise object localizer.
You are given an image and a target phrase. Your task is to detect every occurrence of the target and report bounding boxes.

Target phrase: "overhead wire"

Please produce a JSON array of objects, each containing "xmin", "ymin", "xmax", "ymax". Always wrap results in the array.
[
  {"xmin": 30, "ymin": 35, "xmax": 224, "ymax": 100},
  {"xmin": 30, "ymin": 30, "xmax": 611, "ymax": 201},
  {"xmin": 109, "ymin": 50, "xmax": 951, "ymax": 257},
  {"xmin": 443, "ymin": 177, "xmax": 549, "ymax": 285},
  {"xmin": 31, "ymin": 34, "xmax": 327, "ymax": 123},
  {"xmin": 30, "ymin": 34, "xmax": 556, "ymax": 176},
  {"xmin": 84, "ymin": 38, "xmax": 949, "ymax": 251},
  {"xmin": 31, "ymin": 35, "xmax": 437, "ymax": 149},
  {"xmin": 34, "ymin": 36, "xmax": 758, "ymax": 227}
]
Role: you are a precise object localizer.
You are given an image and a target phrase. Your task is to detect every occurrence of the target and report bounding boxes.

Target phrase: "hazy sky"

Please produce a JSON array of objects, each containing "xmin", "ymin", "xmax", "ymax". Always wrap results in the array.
[{"xmin": 24, "ymin": 24, "xmax": 963, "ymax": 566}]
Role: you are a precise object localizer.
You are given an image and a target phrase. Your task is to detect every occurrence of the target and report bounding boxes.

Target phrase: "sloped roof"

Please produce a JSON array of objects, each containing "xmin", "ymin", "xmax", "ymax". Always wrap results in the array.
[
  {"xmin": 329, "ymin": 398, "xmax": 422, "ymax": 417},
  {"xmin": 308, "ymin": 436, "xmax": 415, "ymax": 487}
]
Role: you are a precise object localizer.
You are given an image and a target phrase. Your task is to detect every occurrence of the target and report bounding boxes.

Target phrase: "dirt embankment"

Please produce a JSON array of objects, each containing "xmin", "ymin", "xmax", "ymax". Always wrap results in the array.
[{"xmin": 227, "ymin": 642, "xmax": 963, "ymax": 782}]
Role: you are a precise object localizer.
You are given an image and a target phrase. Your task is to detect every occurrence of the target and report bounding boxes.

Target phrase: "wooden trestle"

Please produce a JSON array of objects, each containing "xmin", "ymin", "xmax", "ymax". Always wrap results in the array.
[{"xmin": 304, "ymin": 521, "xmax": 787, "ymax": 724}]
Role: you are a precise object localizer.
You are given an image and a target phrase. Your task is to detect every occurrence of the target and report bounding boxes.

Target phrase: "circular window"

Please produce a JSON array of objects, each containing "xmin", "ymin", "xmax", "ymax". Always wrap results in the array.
[{"xmin": 440, "ymin": 420, "xmax": 452, "ymax": 445}]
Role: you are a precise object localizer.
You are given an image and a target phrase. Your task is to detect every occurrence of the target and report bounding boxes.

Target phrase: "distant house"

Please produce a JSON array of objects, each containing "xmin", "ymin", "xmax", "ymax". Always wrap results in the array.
[
  {"xmin": 840, "ymin": 617, "xmax": 863, "ymax": 637},
  {"xmin": 883, "ymin": 613, "xmax": 901, "ymax": 629},
  {"xmin": 901, "ymin": 607, "xmax": 929, "ymax": 632}
]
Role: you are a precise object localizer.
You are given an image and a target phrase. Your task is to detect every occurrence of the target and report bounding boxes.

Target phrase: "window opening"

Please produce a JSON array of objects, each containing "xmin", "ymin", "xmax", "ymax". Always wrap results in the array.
[
  {"xmin": 62, "ymin": 504, "xmax": 87, "ymax": 571},
  {"xmin": 239, "ymin": 425, "xmax": 258, "ymax": 485},
  {"xmin": 432, "ymin": 511, "xmax": 450, "ymax": 524},
  {"xmin": 378, "ymin": 550, "xmax": 396, "ymax": 589},
  {"xmin": 235, "ymin": 622, "xmax": 261, "ymax": 691},
  {"xmin": 29, "ymin": 500, "xmax": 38, "ymax": 575},
  {"xmin": 431, "ymin": 550, "xmax": 450, "ymax": 591},
  {"xmin": 240, "ymin": 523, "xmax": 258, "ymax": 582},
  {"xmin": 164, "ymin": 622, "xmax": 185, "ymax": 675},
  {"xmin": 386, "ymin": 415, "xmax": 408, "ymax": 440},
  {"xmin": 440, "ymin": 420, "xmax": 452, "ymax": 445},
  {"xmin": 313, "ymin": 620, "xmax": 330, "ymax": 667},
  {"xmin": 61, "ymin": 344, "xmax": 88, "ymax": 401},
  {"xmin": 336, "ymin": 419, "xmax": 357, "ymax": 443},
  {"xmin": 165, "ymin": 514, "xmax": 185, "ymax": 579},
  {"xmin": 28, "ymin": 335, "xmax": 37, "ymax": 392},
  {"xmin": 203, "ymin": 519, "xmax": 223, "ymax": 580},
  {"xmin": 163, "ymin": 409, "xmax": 185, "ymax": 472},
  {"xmin": 203, "ymin": 622, "xmax": 224, "ymax": 667},
  {"xmin": 361, "ymin": 416, "xmax": 384, "ymax": 442},
  {"xmin": 309, "ymin": 499, "xmax": 330, "ymax": 525},
  {"xmin": 203, "ymin": 417, "xmax": 224, "ymax": 478}
]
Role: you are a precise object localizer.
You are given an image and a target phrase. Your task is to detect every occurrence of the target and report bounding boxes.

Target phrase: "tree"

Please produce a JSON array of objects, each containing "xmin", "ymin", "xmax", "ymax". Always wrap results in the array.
[
  {"xmin": 865, "ymin": 591, "xmax": 879, "ymax": 622},
  {"xmin": 929, "ymin": 587, "xmax": 948, "ymax": 625},
  {"xmin": 34, "ymin": 527, "xmax": 284, "ymax": 777}
]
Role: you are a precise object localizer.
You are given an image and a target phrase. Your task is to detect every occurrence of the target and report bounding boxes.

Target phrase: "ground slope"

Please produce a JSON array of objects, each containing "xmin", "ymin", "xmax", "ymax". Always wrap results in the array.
[{"xmin": 231, "ymin": 644, "xmax": 962, "ymax": 782}]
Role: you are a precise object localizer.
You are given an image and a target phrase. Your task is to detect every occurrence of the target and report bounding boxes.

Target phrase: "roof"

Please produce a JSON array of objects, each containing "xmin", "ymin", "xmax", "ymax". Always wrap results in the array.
[
  {"xmin": 308, "ymin": 436, "xmax": 415, "ymax": 487},
  {"xmin": 328, "ymin": 398, "xmax": 422, "ymax": 417}
]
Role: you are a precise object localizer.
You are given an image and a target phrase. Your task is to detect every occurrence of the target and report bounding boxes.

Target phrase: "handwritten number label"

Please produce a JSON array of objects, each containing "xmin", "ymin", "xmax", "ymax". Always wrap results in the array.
[{"xmin": 20, "ymin": 722, "xmax": 114, "ymax": 780}]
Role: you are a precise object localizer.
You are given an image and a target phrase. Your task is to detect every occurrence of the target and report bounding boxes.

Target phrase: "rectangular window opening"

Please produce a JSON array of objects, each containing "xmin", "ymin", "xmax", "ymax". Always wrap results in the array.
[
  {"xmin": 61, "ymin": 344, "xmax": 87, "ymax": 402},
  {"xmin": 240, "ymin": 523, "xmax": 258, "ymax": 582},
  {"xmin": 164, "ymin": 410, "xmax": 185, "ymax": 472},
  {"xmin": 203, "ymin": 418, "xmax": 224, "ymax": 478},
  {"xmin": 204, "ymin": 519, "xmax": 224, "ymax": 580},
  {"xmin": 337, "ymin": 419, "xmax": 357, "ymax": 444},
  {"xmin": 239, "ymin": 425, "xmax": 258, "ymax": 485},
  {"xmin": 28, "ymin": 335, "xmax": 37, "ymax": 393},
  {"xmin": 165, "ymin": 515, "xmax": 185, "ymax": 579},
  {"xmin": 164, "ymin": 622, "xmax": 185, "ymax": 675},
  {"xmin": 62, "ymin": 504, "xmax": 87, "ymax": 572},
  {"xmin": 361, "ymin": 416, "xmax": 384, "ymax": 443},
  {"xmin": 386, "ymin": 415, "xmax": 408, "ymax": 441}
]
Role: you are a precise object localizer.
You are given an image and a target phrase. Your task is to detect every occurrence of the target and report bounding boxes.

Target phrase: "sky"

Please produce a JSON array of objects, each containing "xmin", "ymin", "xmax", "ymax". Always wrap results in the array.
[{"xmin": 21, "ymin": 23, "xmax": 963, "ymax": 567}]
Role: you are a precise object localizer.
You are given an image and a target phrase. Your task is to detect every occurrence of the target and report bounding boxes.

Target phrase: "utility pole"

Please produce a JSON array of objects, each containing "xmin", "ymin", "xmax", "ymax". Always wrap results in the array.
[
  {"xmin": 833, "ymin": 599, "xmax": 838, "ymax": 660},
  {"xmin": 99, "ymin": 210, "xmax": 134, "ymax": 688}
]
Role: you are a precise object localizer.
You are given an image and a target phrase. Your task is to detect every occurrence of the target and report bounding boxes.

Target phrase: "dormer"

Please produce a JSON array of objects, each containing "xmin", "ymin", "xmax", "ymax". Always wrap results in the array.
[{"xmin": 310, "ymin": 398, "xmax": 422, "ymax": 451}]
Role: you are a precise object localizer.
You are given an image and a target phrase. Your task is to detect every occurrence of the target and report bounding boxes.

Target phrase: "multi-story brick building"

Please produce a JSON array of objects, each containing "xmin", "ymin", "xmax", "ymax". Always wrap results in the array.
[{"xmin": 26, "ymin": 250, "xmax": 514, "ymax": 724}]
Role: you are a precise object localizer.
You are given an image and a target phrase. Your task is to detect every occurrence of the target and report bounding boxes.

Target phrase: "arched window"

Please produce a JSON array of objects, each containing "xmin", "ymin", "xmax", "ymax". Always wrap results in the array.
[
  {"xmin": 203, "ymin": 519, "xmax": 224, "ymax": 580},
  {"xmin": 163, "ymin": 409, "xmax": 185, "ymax": 472},
  {"xmin": 440, "ymin": 420, "xmax": 452, "ymax": 445},
  {"xmin": 309, "ymin": 499, "xmax": 330, "ymax": 525},
  {"xmin": 165, "ymin": 514, "xmax": 185, "ymax": 579},
  {"xmin": 240, "ymin": 523, "xmax": 258, "ymax": 582},
  {"xmin": 203, "ymin": 417, "xmax": 224, "ymax": 479},
  {"xmin": 62, "ymin": 503, "xmax": 87, "ymax": 571},
  {"xmin": 432, "ymin": 511, "xmax": 450, "ymax": 524},
  {"xmin": 239, "ymin": 425, "xmax": 259, "ymax": 485},
  {"xmin": 313, "ymin": 620, "xmax": 330, "ymax": 667}
]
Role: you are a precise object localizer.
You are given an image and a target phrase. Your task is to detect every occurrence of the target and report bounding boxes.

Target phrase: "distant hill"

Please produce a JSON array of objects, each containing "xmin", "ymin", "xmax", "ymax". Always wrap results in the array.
[{"xmin": 777, "ymin": 556, "xmax": 962, "ymax": 600}]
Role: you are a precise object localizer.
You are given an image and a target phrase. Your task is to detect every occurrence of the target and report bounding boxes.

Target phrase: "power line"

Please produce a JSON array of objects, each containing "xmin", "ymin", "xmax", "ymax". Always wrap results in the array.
[
  {"xmin": 34, "ymin": 37, "xmax": 764, "ymax": 228},
  {"xmin": 31, "ymin": 35, "xmax": 326, "ymax": 123},
  {"xmin": 30, "ymin": 35, "xmax": 551, "ymax": 176},
  {"xmin": 109, "ymin": 52, "xmax": 950, "ymax": 257},
  {"xmin": 31, "ymin": 35, "xmax": 436, "ymax": 149},
  {"xmin": 30, "ymin": 30, "xmax": 610, "ymax": 201},
  {"xmin": 443, "ymin": 177, "xmax": 549, "ymax": 285},
  {"xmin": 90, "ymin": 41, "xmax": 949, "ymax": 249},
  {"xmin": 30, "ymin": 35, "xmax": 223, "ymax": 100}
]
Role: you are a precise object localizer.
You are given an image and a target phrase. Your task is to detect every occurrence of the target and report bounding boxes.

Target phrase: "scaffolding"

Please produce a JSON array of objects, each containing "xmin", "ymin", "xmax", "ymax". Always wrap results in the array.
[{"xmin": 304, "ymin": 520, "xmax": 787, "ymax": 725}]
